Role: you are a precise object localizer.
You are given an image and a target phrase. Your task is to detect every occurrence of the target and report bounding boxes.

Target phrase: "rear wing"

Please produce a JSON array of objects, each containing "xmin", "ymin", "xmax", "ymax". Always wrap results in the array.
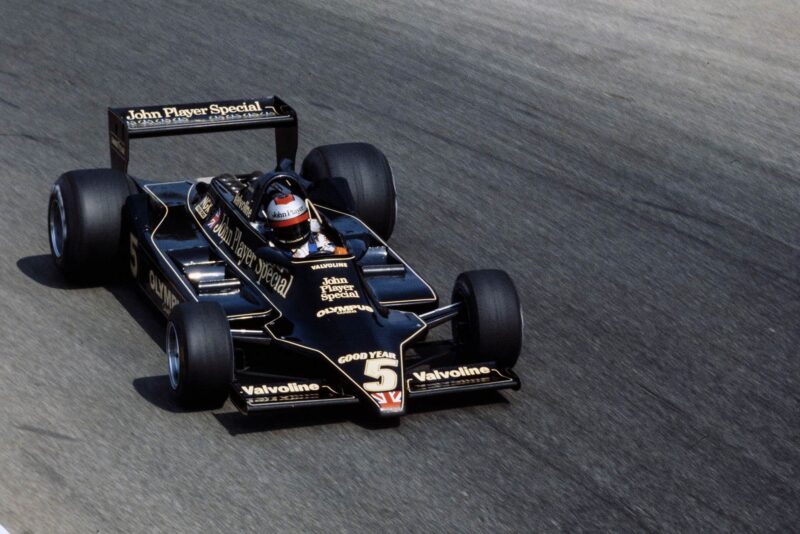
[{"xmin": 108, "ymin": 96, "xmax": 297, "ymax": 173}]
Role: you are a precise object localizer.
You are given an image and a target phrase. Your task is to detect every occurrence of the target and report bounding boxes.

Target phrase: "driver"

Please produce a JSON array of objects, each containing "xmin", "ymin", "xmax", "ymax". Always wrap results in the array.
[{"xmin": 263, "ymin": 192, "xmax": 338, "ymax": 258}]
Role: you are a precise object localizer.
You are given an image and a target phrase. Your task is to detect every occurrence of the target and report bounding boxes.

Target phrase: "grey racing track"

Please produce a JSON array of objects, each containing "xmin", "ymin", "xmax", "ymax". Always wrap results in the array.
[{"xmin": 1, "ymin": 1, "xmax": 798, "ymax": 531}]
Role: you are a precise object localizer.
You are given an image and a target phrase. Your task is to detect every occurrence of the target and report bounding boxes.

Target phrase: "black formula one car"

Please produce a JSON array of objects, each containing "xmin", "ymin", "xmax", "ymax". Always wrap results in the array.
[{"xmin": 47, "ymin": 97, "xmax": 522, "ymax": 417}]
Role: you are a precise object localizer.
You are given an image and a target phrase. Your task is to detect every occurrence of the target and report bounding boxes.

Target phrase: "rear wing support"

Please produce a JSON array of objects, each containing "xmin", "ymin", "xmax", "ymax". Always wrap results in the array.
[{"xmin": 108, "ymin": 96, "xmax": 298, "ymax": 173}]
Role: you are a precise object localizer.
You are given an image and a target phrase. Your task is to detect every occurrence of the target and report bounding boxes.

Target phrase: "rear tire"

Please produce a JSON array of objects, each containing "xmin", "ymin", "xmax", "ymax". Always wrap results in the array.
[
  {"xmin": 48, "ymin": 168, "xmax": 131, "ymax": 284},
  {"xmin": 452, "ymin": 270, "xmax": 522, "ymax": 368},
  {"xmin": 167, "ymin": 302, "xmax": 233, "ymax": 409},
  {"xmin": 302, "ymin": 143, "xmax": 396, "ymax": 240}
]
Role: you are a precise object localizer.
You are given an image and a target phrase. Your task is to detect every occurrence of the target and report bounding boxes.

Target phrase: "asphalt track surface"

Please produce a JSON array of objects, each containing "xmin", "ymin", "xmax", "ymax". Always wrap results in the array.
[{"xmin": 1, "ymin": 0, "xmax": 799, "ymax": 532}]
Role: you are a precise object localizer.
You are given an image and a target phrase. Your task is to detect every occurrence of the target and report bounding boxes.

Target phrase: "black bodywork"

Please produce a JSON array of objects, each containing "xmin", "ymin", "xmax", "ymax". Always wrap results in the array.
[{"xmin": 114, "ymin": 97, "xmax": 520, "ymax": 416}]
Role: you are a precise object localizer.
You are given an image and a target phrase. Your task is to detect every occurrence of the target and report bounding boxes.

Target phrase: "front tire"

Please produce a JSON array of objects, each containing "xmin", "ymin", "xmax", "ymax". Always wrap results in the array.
[
  {"xmin": 302, "ymin": 143, "xmax": 396, "ymax": 240},
  {"xmin": 167, "ymin": 302, "xmax": 233, "ymax": 409},
  {"xmin": 452, "ymin": 270, "xmax": 522, "ymax": 368},
  {"xmin": 48, "ymin": 168, "xmax": 131, "ymax": 284}
]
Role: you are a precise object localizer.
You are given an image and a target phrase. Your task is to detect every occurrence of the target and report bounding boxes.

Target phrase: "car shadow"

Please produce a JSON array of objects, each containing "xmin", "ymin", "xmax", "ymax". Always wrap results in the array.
[
  {"xmin": 17, "ymin": 254, "xmax": 165, "ymax": 348},
  {"xmin": 105, "ymin": 283, "xmax": 165, "ymax": 348},
  {"xmin": 132, "ymin": 375, "xmax": 184, "ymax": 413},
  {"xmin": 132, "ymin": 375, "xmax": 221, "ymax": 414},
  {"xmin": 16, "ymin": 254, "xmax": 75, "ymax": 290},
  {"xmin": 407, "ymin": 389, "xmax": 509, "ymax": 415},
  {"xmin": 211, "ymin": 389, "xmax": 509, "ymax": 435},
  {"xmin": 213, "ymin": 405, "xmax": 362, "ymax": 434}
]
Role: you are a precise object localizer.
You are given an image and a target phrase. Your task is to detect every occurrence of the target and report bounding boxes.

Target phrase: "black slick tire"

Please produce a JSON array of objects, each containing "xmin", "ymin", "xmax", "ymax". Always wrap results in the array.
[
  {"xmin": 48, "ymin": 168, "xmax": 131, "ymax": 284},
  {"xmin": 451, "ymin": 270, "xmax": 522, "ymax": 368},
  {"xmin": 166, "ymin": 302, "xmax": 233, "ymax": 409},
  {"xmin": 302, "ymin": 142, "xmax": 396, "ymax": 240}
]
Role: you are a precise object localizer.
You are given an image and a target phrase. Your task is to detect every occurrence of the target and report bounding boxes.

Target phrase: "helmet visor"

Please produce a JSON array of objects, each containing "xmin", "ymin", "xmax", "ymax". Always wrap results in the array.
[{"xmin": 272, "ymin": 217, "xmax": 310, "ymax": 246}]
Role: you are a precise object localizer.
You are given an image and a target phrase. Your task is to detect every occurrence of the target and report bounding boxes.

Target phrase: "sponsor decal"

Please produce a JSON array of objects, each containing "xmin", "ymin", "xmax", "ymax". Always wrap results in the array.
[
  {"xmin": 195, "ymin": 194, "xmax": 214, "ymax": 219},
  {"xmin": 125, "ymin": 101, "xmax": 272, "ymax": 122},
  {"xmin": 232, "ymin": 192, "xmax": 253, "ymax": 218},
  {"xmin": 125, "ymin": 108, "xmax": 163, "ymax": 121},
  {"xmin": 240, "ymin": 382, "xmax": 321, "ymax": 396},
  {"xmin": 371, "ymin": 391, "xmax": 402, "ymax": 410},
  {"xmin": 336, "ymin": 352, "xmax": 400, "ymax": 392},
  {"xmin": 149, "ymin": 270, "xmax": 179, "ymax": 313},
  {"xmin": 250, "ymin": 393, "xmax": 317, "ymax": 404},
  {"xmin": 316, "ymin": 304, "xmax": 373, "ymax": 318},
  {"xmin": 411, "ymin": 366, "xmax": 491, "ymax": 383},
  {"xmin": 337, "ymin": 350, "xmax": 397, "ymax": 365},
  {"xmin": 310, "ymin": 261, "xmax": 348, "ymax": 270},
  {"xmin": 320, "ymin": 276, "xmax": 359, "ymax": 302},
  {"xmin": 210, "ymin": 213, "xmax": 293, "ymax": 297},
  {"xmin": 268, "ymin": 200, "xmax": 306, "ymax": 222},
  {"xmin": 208, "ymin": 102, "xmax": 266, "ymax": 116},
  {"xmin": 211, "ymin": 212, "xmax": 236, "ymax": 244}
]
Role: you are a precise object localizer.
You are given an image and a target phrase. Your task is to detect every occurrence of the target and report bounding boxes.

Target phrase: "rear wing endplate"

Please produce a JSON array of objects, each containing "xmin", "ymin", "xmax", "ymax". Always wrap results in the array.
[{"xmin": 108, "ymin": 96, "xmax": 297, "ymax": 173}]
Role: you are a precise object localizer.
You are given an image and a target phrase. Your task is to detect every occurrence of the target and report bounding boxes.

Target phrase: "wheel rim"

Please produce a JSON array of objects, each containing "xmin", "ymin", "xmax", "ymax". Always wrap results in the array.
[
  {"xmin": 166, "ymin": 322, "xmax": 181, "ymax": 390},
  {"xmin": 48, "ymin": 186, "xmax": 67, "ymax": 258}
]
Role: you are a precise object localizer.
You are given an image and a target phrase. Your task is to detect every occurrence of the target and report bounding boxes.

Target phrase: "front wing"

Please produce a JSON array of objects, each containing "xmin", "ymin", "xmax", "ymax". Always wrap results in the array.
[{"xmin": 230, "ymin": 359, "xmax": 521, "ymax": 414}]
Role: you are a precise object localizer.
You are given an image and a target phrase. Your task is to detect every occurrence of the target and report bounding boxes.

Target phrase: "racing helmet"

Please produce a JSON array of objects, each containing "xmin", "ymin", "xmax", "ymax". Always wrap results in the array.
[{"xmin": 264, "ymin": 193, "xmax": 310, "ymax": 247}]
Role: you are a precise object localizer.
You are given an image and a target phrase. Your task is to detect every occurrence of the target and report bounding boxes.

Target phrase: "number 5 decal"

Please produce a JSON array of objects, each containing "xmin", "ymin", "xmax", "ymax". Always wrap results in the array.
[{"xmin": 363, "ymin": 358, "xmax": 399, "ymax": 392}]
